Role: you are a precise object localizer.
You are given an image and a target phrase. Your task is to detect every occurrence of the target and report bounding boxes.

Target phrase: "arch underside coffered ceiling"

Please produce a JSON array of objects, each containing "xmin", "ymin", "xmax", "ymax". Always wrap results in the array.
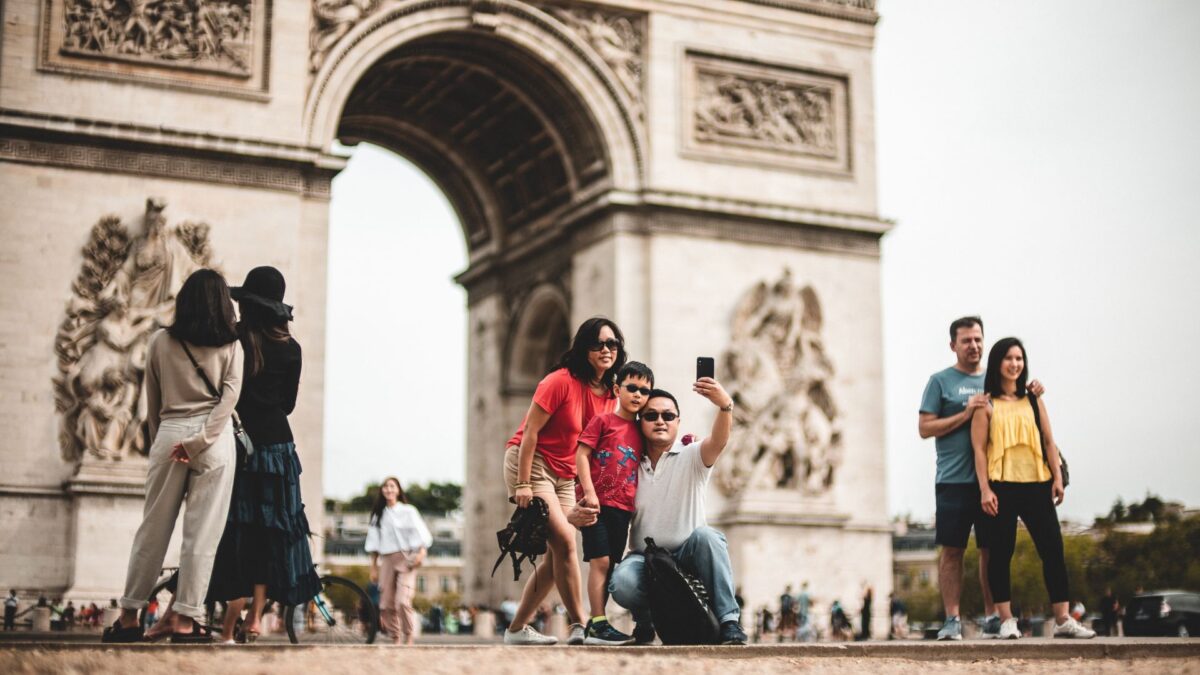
[{"xmin": 307, "ymin": 1, "xmax": 645, "ymax": 261}]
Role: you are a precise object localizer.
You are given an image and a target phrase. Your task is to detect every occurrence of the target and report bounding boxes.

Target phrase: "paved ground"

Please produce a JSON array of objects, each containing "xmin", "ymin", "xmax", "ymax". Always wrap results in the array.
[{"xmin": 2, "ymin": 639, "xmax": 1197, "ymax": 675}]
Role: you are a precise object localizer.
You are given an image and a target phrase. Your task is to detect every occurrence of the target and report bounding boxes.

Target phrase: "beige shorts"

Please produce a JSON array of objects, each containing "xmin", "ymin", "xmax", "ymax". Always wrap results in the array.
[{"xmin": 504, "ymin": 445, "xmax": 576, "ymax": 510}]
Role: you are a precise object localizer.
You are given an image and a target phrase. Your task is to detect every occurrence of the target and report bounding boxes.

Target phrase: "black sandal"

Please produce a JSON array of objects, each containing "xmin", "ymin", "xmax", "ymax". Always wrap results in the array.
[
  {"xmin": 170, "ymin": 621, "xmax": 215, "ymax": 644},
  {"xmin": 101, "ymin": 618, "xmax": 145, "ymax": 643}
]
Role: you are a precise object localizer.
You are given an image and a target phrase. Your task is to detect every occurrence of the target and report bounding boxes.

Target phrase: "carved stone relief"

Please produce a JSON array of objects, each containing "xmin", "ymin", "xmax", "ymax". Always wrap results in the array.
[
  {"xmin": 718, "ymin": 269, "xmax": 842, "ymax": 497},
  {"xmin": 543, "ymin": 4, "xmax": 645, "ymax": 118},
  {"xmin": 40, "ymin": 0, "xmax": 271, "ymax": 97},
  {"xmin": 309, "ymin": 0, "xmax": 381, "ymax": 74},
  {"xmin": 54, "ymin": 199, "xmax": 216, "ymax": 464},
  {"xmin": 684, "ymin": 52, "xmax": 851, "ymax": 175}
]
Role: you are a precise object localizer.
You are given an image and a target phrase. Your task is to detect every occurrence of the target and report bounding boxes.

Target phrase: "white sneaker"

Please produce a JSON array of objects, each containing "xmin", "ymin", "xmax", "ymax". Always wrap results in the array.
[
  {"xmin": 504, "ymin": 624, "xmax": 558, "ymax": 645},
  {"xmin": 1053, "ymin": 617, "xmax": 1096, "ymax": 639},
  {"xmin": 998, "ymin": 617, "xmax": 1020, "ymax": 640},
  {"xmin": 566, "ymin": 622, "xmax": 586, "ymax": 645}
]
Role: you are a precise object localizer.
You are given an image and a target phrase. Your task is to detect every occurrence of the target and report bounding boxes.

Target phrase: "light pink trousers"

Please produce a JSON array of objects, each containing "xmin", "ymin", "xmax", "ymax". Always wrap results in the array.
[{"xmin": 378, "ymin": 551, "xmax": 420, "ymax": 642}]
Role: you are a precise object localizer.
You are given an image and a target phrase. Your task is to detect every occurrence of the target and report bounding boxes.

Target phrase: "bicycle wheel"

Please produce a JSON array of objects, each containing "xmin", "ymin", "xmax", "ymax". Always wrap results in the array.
[
  {"xmin": 285, "ymin": 575, "xmax": 378, "ymax": 644},
  {"xmin": 139, "ymin": 569, "xmax": 178, "ymax": 627}
]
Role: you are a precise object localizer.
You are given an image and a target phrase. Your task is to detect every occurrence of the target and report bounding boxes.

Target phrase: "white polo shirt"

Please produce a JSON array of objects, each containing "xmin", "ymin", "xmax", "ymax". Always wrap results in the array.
[{"xmin": 629, "ymin": 438, "xmax": 712, "ymax": 552}]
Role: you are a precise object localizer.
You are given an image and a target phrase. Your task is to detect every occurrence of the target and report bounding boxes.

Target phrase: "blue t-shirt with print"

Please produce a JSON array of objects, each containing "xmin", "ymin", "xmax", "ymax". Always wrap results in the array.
[{"xmin": 920, "ymin": 366, "xmax": 984, "ymax": 484}]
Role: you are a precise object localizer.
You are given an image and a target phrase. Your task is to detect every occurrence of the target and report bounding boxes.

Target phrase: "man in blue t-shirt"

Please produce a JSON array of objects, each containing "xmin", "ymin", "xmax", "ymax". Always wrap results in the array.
[{"xmin": 918, "ymin": 316, "xmax": 1042, "ymax": 640}]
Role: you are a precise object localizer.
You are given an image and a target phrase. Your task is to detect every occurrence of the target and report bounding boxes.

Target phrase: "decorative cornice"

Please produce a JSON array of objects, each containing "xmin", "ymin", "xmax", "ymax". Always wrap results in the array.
[
  {"xmin": 735, "ymin": 0, "xmax": 878, "ymax": 25},
  {"xmin": 0, "ymin": 109, "xmax": 343, "ymax": 199}
]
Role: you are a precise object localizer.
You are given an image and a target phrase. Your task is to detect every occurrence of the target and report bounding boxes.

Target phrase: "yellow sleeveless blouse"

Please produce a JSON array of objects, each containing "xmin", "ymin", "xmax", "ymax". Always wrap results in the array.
[{"xmin": 987, "ymin": 396, "xmax": 1052, "ymax": 483}]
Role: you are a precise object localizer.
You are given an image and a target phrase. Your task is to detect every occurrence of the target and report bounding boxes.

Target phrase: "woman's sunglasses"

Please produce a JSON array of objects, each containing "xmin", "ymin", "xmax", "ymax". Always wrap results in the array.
[
  {"xmin": 623, "ymin": 384, "xmax": 652, "ymax": 396},
  {"xmin": 588, "ymin": 339, "xmax": 622, "ymax": 353},
  {"xmin": 640, "ymin": 411, "xmax": 678, "ymax": 422}
]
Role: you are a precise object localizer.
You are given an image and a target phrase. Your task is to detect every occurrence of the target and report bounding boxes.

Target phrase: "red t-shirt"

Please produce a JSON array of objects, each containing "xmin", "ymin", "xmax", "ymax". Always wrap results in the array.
[
  {"xmin": 507, "ymin": 368, "xmax": 615, "ymax": 479},
  {"xmin": 575, "ymin": 412, "xmax": 643, "ymax": 512}
]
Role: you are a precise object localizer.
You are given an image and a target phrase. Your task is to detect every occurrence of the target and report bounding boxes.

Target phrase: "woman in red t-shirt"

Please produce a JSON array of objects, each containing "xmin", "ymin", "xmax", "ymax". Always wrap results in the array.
[{"xmin": 502, "ymin": 317, "xmax": 625, "ymax": 646}]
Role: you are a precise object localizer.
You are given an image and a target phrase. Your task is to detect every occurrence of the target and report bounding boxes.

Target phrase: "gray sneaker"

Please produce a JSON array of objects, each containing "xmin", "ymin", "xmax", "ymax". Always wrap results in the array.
[
  {"xmin": 982, "ymin": 614, "xmax": 1001, "ymax": 638},
  {"xmin": 566, "ymin": 622, "xmax": 586, "ymax": 645},
  {"xmin": 504, "ymin": 624, "xmax": 558, "ymax": 646},
  {"xmin": 937, "ymin": 616, "xmax": 963, "ymax": 641}
]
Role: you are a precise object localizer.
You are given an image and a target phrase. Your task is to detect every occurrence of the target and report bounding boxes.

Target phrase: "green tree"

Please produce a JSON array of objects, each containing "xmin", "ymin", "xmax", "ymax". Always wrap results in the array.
[{"xmin": 405, "ymin": 482, "xmax": 462, "ymax": 515}]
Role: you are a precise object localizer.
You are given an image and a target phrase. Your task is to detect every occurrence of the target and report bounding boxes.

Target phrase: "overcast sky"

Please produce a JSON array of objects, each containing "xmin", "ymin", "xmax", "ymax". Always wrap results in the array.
[{"xmin": 324, "ymin": 0, "xmax": 1200, "ymax": 522}]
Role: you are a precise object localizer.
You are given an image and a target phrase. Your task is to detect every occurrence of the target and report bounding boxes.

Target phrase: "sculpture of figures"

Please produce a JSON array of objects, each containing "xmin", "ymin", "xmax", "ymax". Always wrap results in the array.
[
  {"xmin": 695, "ymin": 72, "xmax": 836, "ymax": 154},
  {"xmin": 54, "ymin": 199, "xmax": 216, "ymax": 463},
  {"xmin": 61, "ymin": 0, "xmax": 254, "ymax": 75},
  {"xmin": 549, "ymin": 8, "xmax": 644, "ymax": 115},
  {"xmin": 718, "ymin": 270, "xmax": 843, "ymax": 497},
  {"xmin": 309, "ymin": 0, "xmax": 379, "ymax": 73}
]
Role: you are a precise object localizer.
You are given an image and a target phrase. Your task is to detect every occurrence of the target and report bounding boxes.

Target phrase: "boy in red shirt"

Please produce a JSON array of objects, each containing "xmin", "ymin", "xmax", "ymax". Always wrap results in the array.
[{"xmin": 575, "ymin": 361, "xmax": 654, "ymax": 645}]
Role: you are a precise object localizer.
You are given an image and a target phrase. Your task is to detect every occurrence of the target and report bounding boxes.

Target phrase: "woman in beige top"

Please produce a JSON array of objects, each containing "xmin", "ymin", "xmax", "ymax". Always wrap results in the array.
[{"xmin": 103, "ymin": 269, "xmax": 243, "ymax": 644}]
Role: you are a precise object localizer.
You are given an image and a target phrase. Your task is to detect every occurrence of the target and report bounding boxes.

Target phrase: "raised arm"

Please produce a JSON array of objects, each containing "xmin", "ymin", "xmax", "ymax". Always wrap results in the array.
[
  {"xmin": 919, "ymin": 392, "xmax": 988, "ymax": 439},
  {"xmin": 696, "ymin": 378, "xmax": 735, "ymax": 467}
]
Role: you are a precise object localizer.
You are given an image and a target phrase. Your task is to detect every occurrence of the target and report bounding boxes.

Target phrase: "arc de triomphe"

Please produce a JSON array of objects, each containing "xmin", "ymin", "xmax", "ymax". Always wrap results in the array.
[{"xmin": 0, "ymin": 0, "xmax": 891, "ymax": 631}]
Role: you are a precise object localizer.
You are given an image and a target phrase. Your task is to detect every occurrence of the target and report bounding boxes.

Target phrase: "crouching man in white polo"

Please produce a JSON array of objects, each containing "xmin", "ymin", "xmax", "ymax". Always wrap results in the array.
[{"xmin": 608, "ymin": 379, "xmax": 747, "ymax": 645}]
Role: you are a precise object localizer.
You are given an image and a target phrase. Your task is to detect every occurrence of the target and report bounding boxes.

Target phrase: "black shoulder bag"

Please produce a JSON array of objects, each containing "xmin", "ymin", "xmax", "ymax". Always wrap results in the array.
[
  {"xmin": 642, "ymin": 537, "xmax": 721, "ymax": 645},
  {"xmin": 491, "ymin": 497, "xmax": 549, "ymax": 582},
  {"xmin": 178, "ymin": 339, "xmax": 254, "ymax": 462},
  {"xmin": 1027, "ymin": 392, "xmax": 1069, "ymax": 488}
]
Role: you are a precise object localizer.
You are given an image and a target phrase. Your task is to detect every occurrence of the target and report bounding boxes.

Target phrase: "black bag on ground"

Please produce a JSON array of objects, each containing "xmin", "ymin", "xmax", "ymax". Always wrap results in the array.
[
  {"xmin": 642, "ymin": 537, "xmax": 720, "ymax": 645},
  {"xmin": 491, "ymin": 497, "xmax": 549, "ymax": 582},
  {"xmin": 1028, "ymin": 392, "xmax": 1070, "ymax": 488}
]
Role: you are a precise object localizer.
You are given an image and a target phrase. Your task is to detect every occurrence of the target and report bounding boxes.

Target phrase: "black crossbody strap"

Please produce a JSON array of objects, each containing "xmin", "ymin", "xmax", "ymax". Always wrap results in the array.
[
  {"xmin": 1028, "ymin": 392, "xmax": 1050, "ymax": 470},
  {"xmin": 178, "ymin": 339, "xmax": 221, "ymax": 401},
  {"xmin": 178, "ymin": 338, "xmax": 245, "ymax": 433}
]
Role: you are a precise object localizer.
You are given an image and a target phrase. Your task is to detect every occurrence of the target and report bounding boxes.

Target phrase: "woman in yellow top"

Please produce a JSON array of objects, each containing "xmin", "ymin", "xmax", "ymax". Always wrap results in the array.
[{"xmin": 971, "ymin": 337, "xmax": 1094, "ymax": 640}]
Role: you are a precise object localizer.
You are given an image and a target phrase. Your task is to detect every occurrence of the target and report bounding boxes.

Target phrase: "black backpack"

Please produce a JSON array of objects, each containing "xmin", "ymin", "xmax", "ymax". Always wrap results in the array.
[
  {"xmin": 491, "ymin": 497, "xmax": 550, "ymax": 582},
  {"xmin": 642, "ymin": 537, "xmax": 720, "ymax": 645},
  {"xmin": 1028, "ymin": 393, "xmax": 1070, "ymax": 488}
]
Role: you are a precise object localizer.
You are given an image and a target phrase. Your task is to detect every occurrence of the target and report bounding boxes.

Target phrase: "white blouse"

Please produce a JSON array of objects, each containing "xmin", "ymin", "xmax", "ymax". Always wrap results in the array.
[{"xmin": 365, "ymin": 503, "xmax": 433, "ymax": 555}]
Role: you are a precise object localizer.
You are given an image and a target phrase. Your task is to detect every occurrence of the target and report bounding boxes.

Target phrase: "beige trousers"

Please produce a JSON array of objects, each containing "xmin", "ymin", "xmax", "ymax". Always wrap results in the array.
[
  {"xmin": 120, "ymin": 414, "xmax": 235, "ymax": 621},
  {"xmin": 378, "ymin": 551, "xmax": 420, "ymax": 641}
]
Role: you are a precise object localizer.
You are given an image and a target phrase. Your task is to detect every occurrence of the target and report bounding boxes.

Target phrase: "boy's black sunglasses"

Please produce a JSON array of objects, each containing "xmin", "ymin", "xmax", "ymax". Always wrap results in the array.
[
  {"xmin": 641, "ymin": 411, "xmax": 678, "ymax": 422},
  {"xmin": 588, "ymin": 339, "xmax": 622, "ymax": 352},
  {"xmin": 623, "ymin": 384, "xmax": 652, "ymax": 396}
]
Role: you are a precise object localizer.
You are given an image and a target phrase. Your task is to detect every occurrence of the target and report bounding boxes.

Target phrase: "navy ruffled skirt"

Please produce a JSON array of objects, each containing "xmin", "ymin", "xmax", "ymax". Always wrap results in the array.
[{"xmin": 206, "ymin": 442, "xmax": 322, "ymax": 606}]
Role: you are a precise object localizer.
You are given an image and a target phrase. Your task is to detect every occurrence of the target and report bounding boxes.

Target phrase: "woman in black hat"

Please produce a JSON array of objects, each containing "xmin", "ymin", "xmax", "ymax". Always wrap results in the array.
[{"xmin": 207, "ymin": 266, "xmax": 321, "ymax": 643}]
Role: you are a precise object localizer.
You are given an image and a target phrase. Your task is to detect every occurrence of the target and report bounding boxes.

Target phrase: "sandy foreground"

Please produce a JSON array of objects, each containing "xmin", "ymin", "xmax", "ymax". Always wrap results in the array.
[{"xmin": 3, "ymin": 645, "xmax": 1198, "ymax": 675}]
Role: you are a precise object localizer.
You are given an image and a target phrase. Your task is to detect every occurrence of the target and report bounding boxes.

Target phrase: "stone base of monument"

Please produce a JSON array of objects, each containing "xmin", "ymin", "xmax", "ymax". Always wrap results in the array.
[{"xmin": 62, "ymin": 456, "xmax": 183, "ymax": 605}]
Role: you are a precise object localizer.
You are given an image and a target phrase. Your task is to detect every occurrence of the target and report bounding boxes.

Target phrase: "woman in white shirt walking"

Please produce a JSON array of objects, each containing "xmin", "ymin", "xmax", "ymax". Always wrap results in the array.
[{"xmin": 366, "ymin": 477, "xmax": 432, "ymax": 645}]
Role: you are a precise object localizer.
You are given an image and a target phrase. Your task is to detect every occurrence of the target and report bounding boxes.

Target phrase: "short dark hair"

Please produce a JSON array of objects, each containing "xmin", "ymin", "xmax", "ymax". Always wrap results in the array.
[
  {"xmin": 949, "ymin": 316, "xmax": 984, "ymax": 342},
  {"xmin": 643, "ymin": 389, "xmax": 679, "ymax": 415},
  {"xmin": 984, "ymin": 337, "xmax": 1028, "ymax": 398},
  {"xmin": 617, "ymin": 361, "xmax": 654, "ymax": 387},
  {"xmin": 551, "ymin": 317, "xmax": 628, "ymax": 391},
  {"xmin": 167, "ymin": 269, "xmax": 238, "ymax": 347}
]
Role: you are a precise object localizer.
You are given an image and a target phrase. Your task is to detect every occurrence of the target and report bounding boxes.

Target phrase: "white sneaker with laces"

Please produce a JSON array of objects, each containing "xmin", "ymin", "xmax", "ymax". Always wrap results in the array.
[
  {"xmin": 998, "ymin": 617, "xmax": 1021, "ymax": 640},
  {"xmin": 1053, "ymin": 617, "xmax": 1097, "ymax": 639},
  {"xmin": 567, "ymin": 622, "xmax": 586, "ymax": 645},
  {"xmin": 504, "ymin": 624, "xmax": 558, "ymax": 645}
]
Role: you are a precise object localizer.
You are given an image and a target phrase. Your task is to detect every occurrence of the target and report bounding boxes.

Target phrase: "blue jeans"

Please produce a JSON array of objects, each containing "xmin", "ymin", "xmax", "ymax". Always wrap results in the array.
[{"xmin": 608, "ymin": 526, "xmax": 740, "ymax": 625}]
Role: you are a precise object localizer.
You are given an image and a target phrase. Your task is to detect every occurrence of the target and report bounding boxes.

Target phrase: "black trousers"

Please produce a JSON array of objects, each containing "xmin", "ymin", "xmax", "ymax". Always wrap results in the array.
[{"xmin": 986, "ymin": 481, "xmax": 1069, "ymax": 605}]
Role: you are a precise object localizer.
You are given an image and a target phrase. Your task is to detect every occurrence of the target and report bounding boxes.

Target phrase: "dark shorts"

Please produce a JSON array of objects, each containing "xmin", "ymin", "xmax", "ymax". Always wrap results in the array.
[
  {"xmin": 935, "ymin": 483, "xmax": 992, "ymax": 549},
  {"xmin": 581, "ymin": 506, "xmax": 633, "ymax": 562}
]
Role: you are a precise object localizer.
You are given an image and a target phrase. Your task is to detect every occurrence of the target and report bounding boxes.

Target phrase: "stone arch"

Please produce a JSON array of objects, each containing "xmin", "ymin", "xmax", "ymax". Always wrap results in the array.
[
  {"xmin": 305, "ymin": 1, "xmax": 643, "ymax": 256},
  {"xmin": 504, "ymin": 283, "xmax": 570, "ymax": 395}
]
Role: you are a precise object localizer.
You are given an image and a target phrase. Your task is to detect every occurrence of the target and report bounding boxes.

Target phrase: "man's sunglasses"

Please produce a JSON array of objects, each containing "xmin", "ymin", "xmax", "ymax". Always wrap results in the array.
[
  {"xmin": 588, "ymin": 339, "xmax": 622, "ymax": 352},
  {"xmin": 641, "ymin": 411, "xmax": 678, "ymax": 422},
  {"xmin": 623, "ymin": 384, "xmax": 652, "ymax": 396}
]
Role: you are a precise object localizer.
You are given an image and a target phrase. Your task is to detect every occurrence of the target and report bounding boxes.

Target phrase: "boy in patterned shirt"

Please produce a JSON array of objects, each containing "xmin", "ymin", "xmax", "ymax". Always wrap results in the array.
[{"xmin": 575, "ymin": 361, "xmax": 654, "ymax": 645}]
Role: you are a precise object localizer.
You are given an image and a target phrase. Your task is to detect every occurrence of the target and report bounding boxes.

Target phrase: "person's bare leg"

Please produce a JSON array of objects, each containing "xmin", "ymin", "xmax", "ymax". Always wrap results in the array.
[
  {"xmin": 246, "ymin": 585, "xmax": 267, "ymax": 634},
  {"xmin": 542, "ymin": 497, "xmax": 586, "ymax": 625},
  {"xmin": 222, "ymin": 599, "xmax": 246, "ymax": 640},
  {"xmin": 996, "ymin": 601, "xmax": 1012, "ymax": 621},
  {"xmin": 587, "ymin": 557, "xmax": 611, "ymax": 620},
  {"xmin": 1051, "ymin": 601, "xmax": 1069, "ymax": 623},
  {"xmin": 508, "ymin": 545, "xmax": 558, "ymax": 631},
  {"xmin": 978, "ymin": 548, "xmax": 995, "ymax": 615},
  {"xmin": 938, "ymin": 547, "xmax": 965, "ymax": 617}
]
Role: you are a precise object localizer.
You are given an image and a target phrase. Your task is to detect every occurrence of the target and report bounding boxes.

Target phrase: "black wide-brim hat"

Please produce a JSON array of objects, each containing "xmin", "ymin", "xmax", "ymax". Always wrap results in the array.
[{"xmin": 231, "ymin": 266, "xmax": 294, "ymax": 322}]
